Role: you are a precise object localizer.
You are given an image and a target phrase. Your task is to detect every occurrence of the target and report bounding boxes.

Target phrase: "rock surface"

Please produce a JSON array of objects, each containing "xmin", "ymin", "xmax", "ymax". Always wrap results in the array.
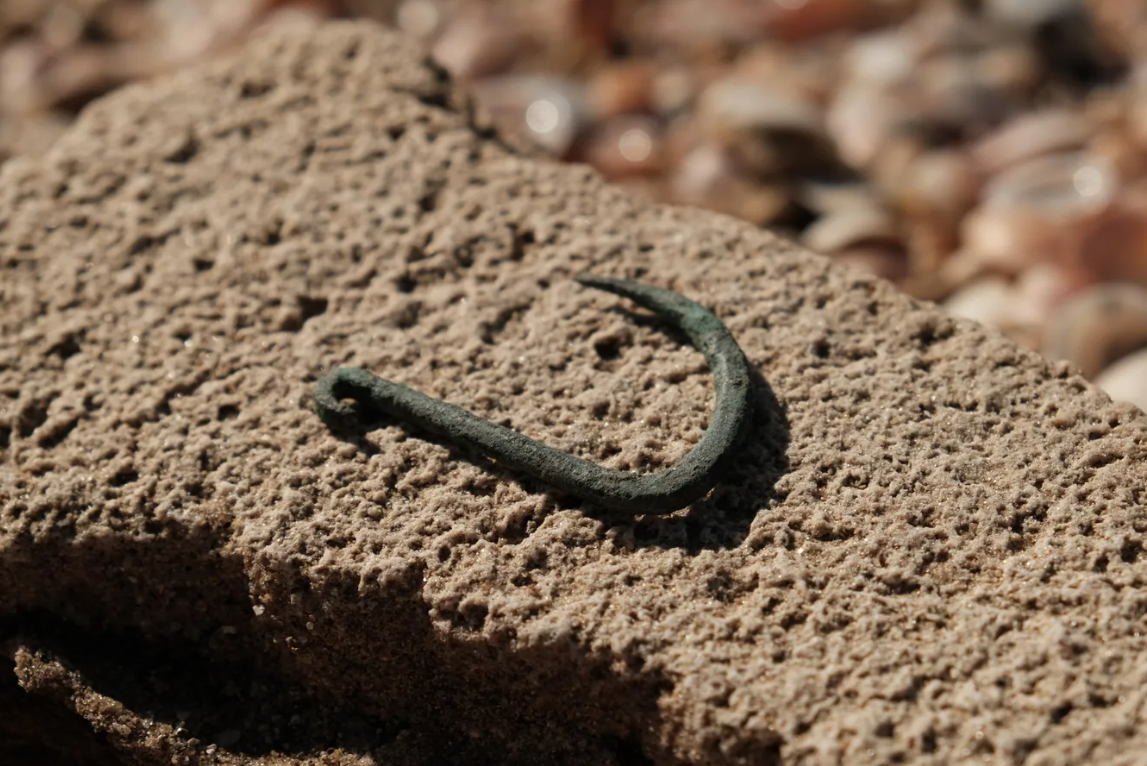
[{"xmin": 2, "ymin": 21, "xmax": 1147, "ymax": 766}]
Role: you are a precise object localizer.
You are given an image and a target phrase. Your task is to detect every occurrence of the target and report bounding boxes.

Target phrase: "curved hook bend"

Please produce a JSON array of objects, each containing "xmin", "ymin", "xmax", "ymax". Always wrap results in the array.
[{"xmin": 313, "ymin": 275, "xmax": 753, "ymax": 514}]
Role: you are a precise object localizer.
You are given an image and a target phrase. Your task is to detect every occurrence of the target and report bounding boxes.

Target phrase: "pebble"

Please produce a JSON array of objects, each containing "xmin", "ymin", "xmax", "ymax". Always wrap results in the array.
[
  {"xmin": 916, "ymin": 56, "xmax": 1013, "ymax": 128},
  {"xmin": 757, "ymin": 0, "xmax": 887, "ymax": 43},
  {"xmin": 896, "ymin": 148, "xmax": 981, "ymax": 221},
  {"xmin": 797, "ymin": 180, "xmax": 881, "ymax": 216},
  {"xmin": 671, "ymin": 142, "xmax": 739, "ymax": 204},
  {"xmin": 963, "ymin": 151, "xmax": 1120, "ymax": 273},
  {"xmin": 396, "ymin": 0, "xmax": 445, "ymax": 41},
  {"xmin": 802, "ymin": 205, "xmax": 900, "ymax": 254},
  {"xmin": 650, "ymin": 65, "xmax": 697, "ymax": 116},
  {"xmin": 642, "ymin": 0, "xmax": 761, "ymax": 52},
  {"xmin": 944, "ymin": 277, "xmax": 1020, "ymax": 331},
  {"xmin": 471, "ymin": 75, "xmax": 587, "ymax": 158},
  {"xmin": 844, "ymin": 30, "xmax": 916, "ymax": 86},
  {"xmin": 984, "ymin": 0, "xmax": 1084, "ymax": 29},
  {"xmin": 982, "ymin": 152, "xmax": 1118, "ymax": 215},
  {"xmin": 960, "ymin": 205, "xmax": 1057, "ymax": 274},
  {"xmin": 1042, "ymin": 283, "xmax": 1147, "ymax": 379},
  {"xmin": 431, "ymin": 9, "xmax": 524, "ymax": 82},
  {"xmin": 1073, "ymin": 201, "xmax": 1147, "ymax": 285},
  {"xmin": 832, "ymin": 246, "xmax": 909, "ymax": 282},
  {"xmin": 972, "ymin": 109, "xmax": 1090, "ymax": 175},
  {"xmin": 698, "ymin": 78, "xmax": 824, "ymax": 138},
  {"xmin": 1094, "ymin": 347, "xmax": 1147, "ymax": 412},
  {"xmin": 1014, "ymin": 263, "xmax": 1082, "ymax": 329},
  {"xmin": 974, "ymin": 44, "xmax": 1042, "ymax": 98},
  {"xmin": 584, "ymin": 115, "xmax": 662, "ymax": 179},
  {"xmin": 825, "ymin": 85, "xmax": 906, "ymax": 171},
  {"xmin": 586, "ymin": 61, "xmax": 656, "ymax": 119},
  {"xmin": 562, "ymin": 0, "xmax": 620, "ymax": 54}
]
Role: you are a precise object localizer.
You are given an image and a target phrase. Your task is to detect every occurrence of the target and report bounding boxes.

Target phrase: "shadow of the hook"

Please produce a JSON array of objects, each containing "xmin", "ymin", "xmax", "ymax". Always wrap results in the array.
[{"xmin": 312, "ymin": 363, "xmax": 788, "ymax": 552}]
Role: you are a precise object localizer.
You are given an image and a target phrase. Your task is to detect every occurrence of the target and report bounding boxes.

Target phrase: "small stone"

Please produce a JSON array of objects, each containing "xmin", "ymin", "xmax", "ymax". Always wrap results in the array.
[
  {"xmin": 650, "ymin": 65, "xmax": 696, "ymax": 116},
  {"xmin": 725, "ymin": 184, "xmax": 792, "ymax": 226},
  {"xmin": 904, "ymin": 217, "xmax": 960, "ymax": 276},
  {"xmin": 671, "ymin": 142, "xmax": 738, "ymax": 204},
  {"xmin": 915, "ymin": 56, "xmax": 1013, "ymax": 128},
  {"xmin": 869, "ymin": 128, "xmax": 926, "ymax": 201},
  {"xmin": 844, "ymin": 30, "xmax": 916, "ymax": 86},
  {"xmin": 897, "ymin": 148, "xmax": 981, "ymax": 221},
  {"xmin": 944, "ymin": 277, "xmax": 1018, "ymax": 329},
  {"xmin": 797, "ymin": 180, "xmax": 880, "ymax": 215},
  {"xmin": 981, "ymin": 151, "xmax": 1116, "ymax": 217},
  {"xmin": 396, "ymin": 0, "xmax": 445, "ymax": 41},
  {"xmin": 826, "ymin": 84, "xmax": 907, "ymax": 170},
  {"xmin": 586, "ymin": 61, "xmax": 657, "ymax": 120},
  {"xmin": 802, "ymin": 205, "xmax": 900, "ymax": 254},
  {"xmin": 832, "ymin": 246, "xmax": 909, "ymax": 282},
  {"xmin": 583, "ymin": 115, "xmax": 662, "ymax": 179},
  {"xmin": 563, "ymin": 0, "xmax": 619, "ymax": 53},
  {"xmin": 904, "ymin": 248, "xmax": 985, "ymax": 301},
  {"xmin": 1073, "ymin": 201, "xmax": 1147, "ymax": 285},
  {"xmin": 756, "ymin": 0, "xmax": 885, "ymax": 43},
  {"xmin": 0, "ymin": 39, "xmax": 49, "ymax": 112},
  {"xmin": 733, "ymin": 42, "xmax": 835, "ymax": 104},
  {"xmin": 973, "ymin": 44, "xmax": 1042, "ymax": 97},
  {"xmin": 1090, "ymin": 127, "xmax": 1147, "ymax": 186},
  {"xmin": 431, "ymin": 9, "xmax": 524, "ymax": 82},
  {"xmin": 1129, "ymin": 89, "xmax": 1147, "ymax": 150},
  {"xmin": 984, "ymin": 0, "xmax": 1083, "ymax": 29},
  {"xmin": 1042, "ymin": 283, "xmax": 1147, "ymax": 379},
  {"xmin": 961, "ymin": 205, "xmax": 1060, "ymax": 274},
  {"xmin": 670, "ymin": 141, "xmax": 791, "ymax": 225},
  {"xmin": 908, "ymin": 2, "xmax": 995, "ymax": 58},
  {"xmin": 0, "ymin": 109, "xmax": 69, "ymax": 159},
  {"xmin": 471, "ymin": 76, "xmax": 587, "ymax": 158},
  {"xmin": 642, "ymin": 0, "xmax": 761, "ymax": 52},
  {"xmin": 253, "ymin": 5, "xmax": 327, "ymax": 36},
  {"xmin": 972, "ymin": 109, "xmax": 1090, "ymax": 175},
  {"xmin": 698, "ymin": 78, "xmax": 824, "ymax": 138},
  {"xmin": 1014, "ymin": 263, "xmax": 1083, "ymax": 329},
  {"xmin": 1094, "ymin": 347, "xmax": 1147, "ymax": 412}
]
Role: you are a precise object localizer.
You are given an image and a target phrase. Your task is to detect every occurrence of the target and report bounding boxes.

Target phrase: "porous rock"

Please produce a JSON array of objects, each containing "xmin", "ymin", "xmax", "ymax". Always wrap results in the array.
[{"xmin": 2, "ymin": 21, "xmax": 1146, "ymax": 766}]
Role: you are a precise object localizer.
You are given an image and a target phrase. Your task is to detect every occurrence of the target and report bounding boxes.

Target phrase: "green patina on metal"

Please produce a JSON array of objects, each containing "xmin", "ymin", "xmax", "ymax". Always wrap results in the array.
[{"xmin": 313, "ymin": 275, "xmax": 753, "ymax": 514}]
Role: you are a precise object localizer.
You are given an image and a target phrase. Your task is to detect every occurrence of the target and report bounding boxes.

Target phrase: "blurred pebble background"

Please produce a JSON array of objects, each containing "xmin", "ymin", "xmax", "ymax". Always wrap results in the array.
[{"xmin": 3, "ymin": 0, "xmax": 1147, "ymax": 410}]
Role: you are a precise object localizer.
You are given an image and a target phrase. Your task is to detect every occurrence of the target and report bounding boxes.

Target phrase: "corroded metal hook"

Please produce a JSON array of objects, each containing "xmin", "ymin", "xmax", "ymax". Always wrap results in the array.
[{"xmin": 313, "ymin": 275, "xmax": 753, "ymax": 514}]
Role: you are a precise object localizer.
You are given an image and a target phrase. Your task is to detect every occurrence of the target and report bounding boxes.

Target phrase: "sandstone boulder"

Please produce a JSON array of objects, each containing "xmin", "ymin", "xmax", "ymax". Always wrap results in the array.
[{"xmin": 2, "ymin": 22, "xmax": 1146, "ymax": 766}]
